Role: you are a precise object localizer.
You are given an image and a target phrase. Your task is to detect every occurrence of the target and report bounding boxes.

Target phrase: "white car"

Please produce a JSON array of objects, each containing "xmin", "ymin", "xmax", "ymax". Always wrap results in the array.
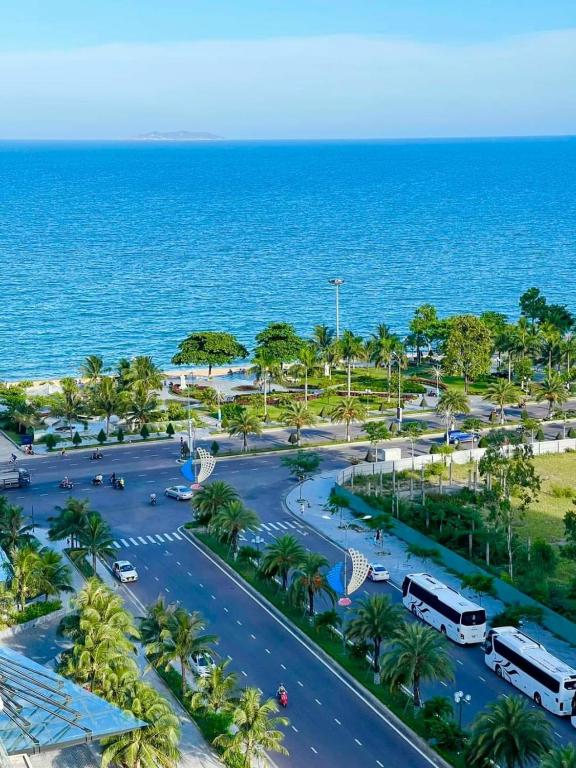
[
  {"xmin": 367, "ymin": 565, "xmax": 390, "ymax": 582},
  {"xmin": 190, "ymin": 652, "xmax": 215, "ymax": 678},
  {"xmin": 113, "ymin": 560, "xmax": 139, "ymax": 583},
  {"xmin": 165, "ymin": 485, "xmax": 193, "ymax": 501}
]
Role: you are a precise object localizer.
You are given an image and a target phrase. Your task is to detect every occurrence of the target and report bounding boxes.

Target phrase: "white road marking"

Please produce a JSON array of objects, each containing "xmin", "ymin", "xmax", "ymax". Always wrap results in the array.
[
  {"xmin": 310, "ymin": 747, "xmax": 318, "ymax": 755},
  {"xmin": 355, "ymin": 738, "xmax": 362, "ymax": 746},
  {"xmin": 129, "ymin": 538, "xmax": 139, "ymax": 546},
  {"xmin": 250, "ymin": 634, "xmax": 256, "ymax": 640},
  {"xmin": 265, "ymin": 648, "xmax": 271, "ymax": 654},
  {"xmin": 121, "ymin": 539, "xmax": 129, "ymax": 547},
  {"xmin": 297, "ymin": 680, "xmax": 303, "ymax": 687},
  {"xmin": 155, "ymin": 534, "xmax": 165, "ymax": 542},
  {"xmin": 146, "ymin": 480, "xmax": 155, "ymax": 484},
  {"xmin": 440, "ymin": 681, "xmax": 448, "ymax": 687},
  {"xmin": 315, "ymin": 698, "xmax": 322, "ymax": 705},
  {"xmin": 211, "ymin": 594, "xmax": 216, "ymax": 601},
  {"xmin": 334, "ymin": 718, "xmax": 341, "ymax": 725},
  {"xmin": 137, "ymin": 537, "xmax": 147, "ymax": 544},
  {"xmin": 456, "ymin": 659, "xmax": 463, "ymax": 666},
  {"xmin": 147, "ymin": 536, "xmax": 156, "ymax": 543},
  {"xmin": 291, "ymin": 725, "xmax": 298, "ymax": 733},
  {"xmin": 176, "ymin": 561, "xmax": 181, "ymax": 566},
  {"xmin": 113, "ymin": 541, "xmax": 121, "ymax": 548},
  {"xmin": 276, "ymin": 522, "xmax": 288, "ymax": 529},
  {"xmin": 377, "ymin": 761, "xmax": 384, "ymax": 767},
  {"xmin": 241, "ymin": 670, "xmax": 247, "ymax": 677},
  {"xmin": 260, "ymin": 523, "xmax": 270, "ymax": 531},
  {"xmin": 223, "ymin": 607, "xmax": 229, "ymax": 613},
  {"xmin": 154, "ymin": 576, "xmax": 159, "ymax": 582},
  {"xmin": 280, "ymin": 663, "xmax": 287, "ymax": 670},
  {"xmin": 164, "ymin": 533, "xmax": 173, "ymax": 541},
  {"xmin": 478, "ymin": 675, "xmax": 486, "ymax": 682},
  {"xmin": 555, "ymin": 731, "xmax": 562, "ymax": 738},
  {"xmin": 199, "ymin": 583, "xmax": 204, "ymax": 588},
  {"xmin": 268, "ymin": 523, "xmax": 280, "ymax": 530},
  {"xmin": 187, "ymin": 571, "xmax": 192, "ymax": 577},
  {"xmin": 172, "ymin": 531, "xmax": 182, "ymax": 540},
  {"xmin": 165, "ymin": 587, "xmax": 170, "ymax": 593},
  {"xmin": 236, "ymin": 620, "xmax": 242, "ymax": 626}
]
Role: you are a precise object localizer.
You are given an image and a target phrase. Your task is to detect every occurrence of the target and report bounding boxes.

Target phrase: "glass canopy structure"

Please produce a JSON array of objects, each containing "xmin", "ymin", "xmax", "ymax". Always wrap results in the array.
[{"xmin": 0, "ymin": 646, "xmax": 144, "ymax": 755}]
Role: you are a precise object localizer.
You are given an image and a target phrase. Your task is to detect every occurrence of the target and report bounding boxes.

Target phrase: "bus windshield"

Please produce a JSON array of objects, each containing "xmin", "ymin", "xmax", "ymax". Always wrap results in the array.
[
  {"xmin": 461, "ymin": 609, "xmax": 486, "ymax": 626},
  {"xmin": 564, "ymin": 679, "xmax": 576, "ymax": 690}
]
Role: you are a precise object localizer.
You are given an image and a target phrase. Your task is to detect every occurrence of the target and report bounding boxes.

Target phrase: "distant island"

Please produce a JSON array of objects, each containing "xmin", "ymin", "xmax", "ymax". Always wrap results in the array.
[{"xmin": 134, "ymin": 131, "xmax": 223, "ymax": 142}]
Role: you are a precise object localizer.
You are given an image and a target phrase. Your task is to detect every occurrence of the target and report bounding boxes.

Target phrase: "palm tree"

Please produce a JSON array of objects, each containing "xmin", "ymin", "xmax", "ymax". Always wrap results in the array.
[
  {"xmin": 539, "ymin": 322, "xmax": 562, "ymax": 377},
  {"xmin": 261, "ymin": 535, "xmax": 305, "ymax": 590},
  {"xmin": 9, "ymin": 545, "xmax": 42, "ymax": 612},
  {"xmin": 483, "ymin": 379, "xmax": 519, "ymax": 424},
  {"xmin": 10, "ymin": 405, "xmax": 37, "ymax": 434},
  {"xmin": 55, "ymin": 378, "xmax": 85, "ymax": 439},
  {"xmin": 210, "ymin": 500, "xmax": 260, "ymax": 555},
  {"xmin": 36, "ymin": 548, "xmax": 73, "ymax": 601},
  {"xmin": 329, "ymin": 397, "xmax": 367, "ymax": 442},
  {"xmin": 289, "ymin": 551, "xmax": 335, "ymax": 616},
  {"xmin": 338, "ymin": 330, "xmax": 365, "ymax": 396},
  {"xmin": 311, "ymin": 324, "xmax": 335, "ymax": 376},
  {"xmin": 127, "ymin": 355, "xmax": 163, "ymax": 391},
  {"xmin": 151, "ymin": 606, "xmax": 218, "ymax": 697},
  {"xmin": 75, "ymin": 513, "xmax": 115, "ymax": 572},
  {"xmin": 346, "ymin": 595, "xmax": 403, "ymax": 682},
  {"xmin": 280, "ymin": 400, "xmax": 315, "ymax": 446},
  {"xmin": 213, "ymin": 687, "xmax": 288, "ymax": 768},
  {"xmin": 49, "ymin": 497, "xmax": 94, "ymax": 548},
  {"xmin": 561, "ymin": 333, "xmax": 576, "ymax": 377},
  {"xmin": 227, "ymin": 408, "xmax": 262, "ymax": 452},
  {"xmin": 251, "ymin": 348, "xmax": 278, "ymax": 419},
  {"xmin": 190, "ymin": 659, "xmax": 238, "ymax": 713},
  {"xmin": 90, "ymin": 376, "xmax": 124, "ymax": 435},
  {"xmin": 81, "ymin": 355, "xmax": 105, "ymax": 386},
  {"xmin": 537, "ymin": 372, "xmax": 569, "ymax": 416},
  {"xmin": 102, "ymin": 682, "xmax": 181, "ymax": 768},
  {"xmin": 368, "ymin": 331, "xmax": 403, "ymax": 400},
  {"xmin": 466, "ymin": 695, "xmax": 552, "ymax": 768},
  {"xmin": 402, "ymin": 421, "xmax": 424, "ymax": 463},
  {"xmin": 381, "ymin": 623, "xmax": 454, "ymax": 707},
  {"xmin": 0, "ymin": 501, "xmax": 33, "ymax": 551},
  {"xmin": 294, "ymin": 344, "xmax": 319, "ymax": 403},
  {"xmin": 436, "ymin": 388, "xmax": 470, "ymax": 444},
  {"xmin": 126, "ymin": 381, "xmax": 160, "ymax": 428},
  {"xmin": 541, "ymin": 744, "xmax": 576, "ymax": 768},
  {"xmin": 138, "ymin": 597, "xmax": 171, "ymax": 665},
  {"xmin": 192, "ymin": 481, "xmax": 239, "ymax": 526}
]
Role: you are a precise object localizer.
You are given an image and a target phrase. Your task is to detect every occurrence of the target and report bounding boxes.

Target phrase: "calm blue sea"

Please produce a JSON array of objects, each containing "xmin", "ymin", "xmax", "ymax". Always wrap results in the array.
[{"xmin": 1, "ymin": 137, "xmax": 575, "ymax": 380}]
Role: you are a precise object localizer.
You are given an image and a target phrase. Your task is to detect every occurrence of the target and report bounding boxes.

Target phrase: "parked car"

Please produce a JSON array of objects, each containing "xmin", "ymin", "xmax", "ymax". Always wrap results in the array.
[
  {"xmin": 447, "ymin": 430, "xmax": 479, "ymax": 446},
  {"xmin": 165, "ymin": 485, "xmax": 193, "ymax": 500},
  {"xmin": 367, "ymin": 565, "xmax": 390, "ymax": 582},
  {"xmin": 112, "ymin": 560, "xmax": 138, "ymax": 583},
  {"xmin": 190, "ymin": 652, "xmax": 215, "ymax": 677}
]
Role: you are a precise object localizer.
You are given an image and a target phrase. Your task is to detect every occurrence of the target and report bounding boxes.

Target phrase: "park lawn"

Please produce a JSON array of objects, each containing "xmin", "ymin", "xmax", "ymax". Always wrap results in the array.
[{"xmin": 440, "ymin": 374, "xmax": 494, "ymax": 394}]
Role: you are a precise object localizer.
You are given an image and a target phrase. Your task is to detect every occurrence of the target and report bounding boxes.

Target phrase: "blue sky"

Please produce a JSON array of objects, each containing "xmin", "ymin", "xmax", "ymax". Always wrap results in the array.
[{"xmin": 0, "ymin": 1, "xmax": 575, "ymax": 138}]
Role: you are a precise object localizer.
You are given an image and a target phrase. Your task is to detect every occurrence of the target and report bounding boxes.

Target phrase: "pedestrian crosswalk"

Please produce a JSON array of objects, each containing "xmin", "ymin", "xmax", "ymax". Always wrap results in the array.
[
  {"xmin": 241, "ymin": 519, "xmax": 308, "ymax": 540},
  {"xmin": 112, "ymin": 531, "xmax": 183, "ymax": 548}
]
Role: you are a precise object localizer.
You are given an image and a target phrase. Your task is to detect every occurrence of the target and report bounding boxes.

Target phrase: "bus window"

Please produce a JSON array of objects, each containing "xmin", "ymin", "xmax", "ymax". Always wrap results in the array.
[
  {"xmin": 461, "ymin": 610, "xmax": 486, "ymax": 626},
  {"xmin": 401, "ymin": 577, "xmax": 411, "ymax": 597},
  {"xmin": 564, "ymin": 679, "xmax": 576, "ymax": 690}
]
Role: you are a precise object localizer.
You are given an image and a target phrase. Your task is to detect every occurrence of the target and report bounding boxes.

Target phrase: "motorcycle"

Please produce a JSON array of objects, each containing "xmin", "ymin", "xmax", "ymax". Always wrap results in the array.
[
  {"xmin": 91, "ymin": 475, "xmax": 104, "ymax": 486},
  {"xmin": 89, "ymin": 452, "xmax": 103, "ymax": 461},
  {"xmin": 150, "ymin": 494, "xmax": 157, "ymax": 506},
  {"xmin": 59, "ymin": 479, "xmax": 74, "ymax": 489},
  {"xmin": 277, "ymin": 689, "xmax": 288, "ymax": 708},
  {"xmin": 114, "ymin": 478, "xmax": 125, "ymax": 490}
]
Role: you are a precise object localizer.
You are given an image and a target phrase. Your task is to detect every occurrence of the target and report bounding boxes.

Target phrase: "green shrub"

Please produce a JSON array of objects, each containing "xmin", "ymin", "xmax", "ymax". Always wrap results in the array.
[
  {"xmin": 72, "ymin": 431, "xmax": 82, "ymax": 447},
  {"xmin": 166, "ymin": 422, "xmax": 175, "ymax": 437},
  {"xmin": 96, "ymin": 428, "xmax": 107, "ymax": 444},
  {"xmin": 535, "ymin": 427, "xmax": 545, "ymax": 441},
  {"xmin": 45, "ymin": 433, "xmax": 58, "ymax": 450},
  {"xmin": 17, "ymin": 600, "xmax": 62, "ymax": 624},
  {"xmin": 429, "ymin": 444, "xmax": 440, "ymax": 454},
  {"xmin": 478, "ymin": 436, "xmax": 489, "ymax": 448},
  {"xmin": 166, "ymin": 401, "xmax": 187, "ymax": 421},
  {"xmin": 549, "ymin": 484, "xmax": 575, "ymax": 499},
  {"xmin": 140, "ymin": 424, "xmax": 150, "ymax": 440},
  {"xmin": 210, "ymin": 440, "xmax": 220, "ymax": 455},
  {"xmin": 491, "ymin": 603, "xmax": 543, "ymax": 628},
  {"xmin": 116, "ymin": 426, "xmax": 124, "ymax": 442}
]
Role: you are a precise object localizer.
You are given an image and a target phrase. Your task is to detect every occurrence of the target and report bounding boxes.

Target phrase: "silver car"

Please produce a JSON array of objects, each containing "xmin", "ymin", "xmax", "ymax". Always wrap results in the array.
[{"xmin": 165, "ymin": 485, "xmax": 193, "ymax": 501}]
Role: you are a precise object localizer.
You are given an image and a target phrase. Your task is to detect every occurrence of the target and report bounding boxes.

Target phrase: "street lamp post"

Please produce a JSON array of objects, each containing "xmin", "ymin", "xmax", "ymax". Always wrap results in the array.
[
  {"xmin": 454, "ymin": 690, "xmax": 471, "ymax": 729},
  {"xmin": 393, "ymin": 352, "xmax": 403, "ymax": 424},
  {"xmin": 328, "ymin": 278, "xmax": 345, "ymax": 339},
  {"xmin": 187, "ymin": 392, "xmax": 197, "ymax": 483}
]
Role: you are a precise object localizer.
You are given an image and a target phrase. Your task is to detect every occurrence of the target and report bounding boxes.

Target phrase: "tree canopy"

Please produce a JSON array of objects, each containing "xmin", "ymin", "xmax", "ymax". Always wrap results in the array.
[
  {"xmin": 442, "ymin": 315, "xmax": 493, "ymax": 392},
  {"xmin": 254, "ymin": 322, "xmax": 304, "ymax": 364},
  {"xmin": 172, "ymin": 332, "xmax": 248, "ymax": 375}
]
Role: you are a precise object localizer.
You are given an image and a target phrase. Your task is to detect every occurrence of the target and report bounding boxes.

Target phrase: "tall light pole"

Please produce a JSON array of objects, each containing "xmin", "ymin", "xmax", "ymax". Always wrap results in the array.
[
  {"xmin": 454, "ymin": 690, "xmax": 471, "ymax": 729},
  {"xmin": 328, "ymin": 278, "xmax": 345, "ymax": 339}
]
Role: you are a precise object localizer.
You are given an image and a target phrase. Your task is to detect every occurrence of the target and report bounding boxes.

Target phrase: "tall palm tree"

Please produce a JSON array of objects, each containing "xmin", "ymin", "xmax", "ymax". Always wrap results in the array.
[
  {"xmin": 0, "ymin": 502, "xmax": 33, "ymax": 551},
  {"xmin": 483, "ymin": 380, "xmax": 519, "ymax": 424},
  {"xmin": 192, "ymin": 480, "xmax": 239, "ymax": 526},
  {"xmin": 81, "ymin": 355, "xmax": 105, "ymax": 386},
  {"xmin": 561, "ymin": 333, "xmax": 576, "ymax": 377},
  {"xmin": 311, "ymin": 324, "xmax": 335, "ymax": 377},
  {"xmin": 126, "ymin": 382, "xmax": 160, "ymax": 428},
  {"xmin": 537, "ymin": 372, "xmax": 569, "ymax": 416},
  {"xmin": 9, "ymin": 545, "xmax": 42, "ymax": 612},
  {"xmin": 381, "ymin": 623, "xmax": 454, "ymax": 707},
  {"xmin": 227, "ymin": 408, "xmax": 262, "ymax": 452},
  {"xmin": 213, "ymin": 687, "xmax": 289, "ymax": 768},
  {"xmin": 138, "ymin": 597, "xmax": 171, "ymax": 665},
  {"xmin": 251, "ymin": 348, "xmax": 278, "ymax": 419},
  {"xmin": 75, "ymin": 513, "xmax": 115, "ymax": 572},
  {"xmin": 280, "ymin": 401, "xmax": 315, "ymax": 446},
  {"xmin": 294, "ymin": 344, "xmax": 320, "ymax": 403},
  {"xmin": 55, "ymin": 378, "xmax": 85, "ymax": 439},
  {"xmin": 338, "ymin": 330, "xmax": 365, "ymax": 396},
  {"xmin": 10, "ymin": 405, "xmax": 37, "ymax": 434},
  {"xmin": 127, "ymin": 355, "xmax": 163, "ymax": 391},
  {"xmin": 49, "ymin": 497, "xmax": 94, "ymax": 548},
  {"xmin": 540, "ymin": 744, "xmax": 576, "ymax": 768},
  {"xmin": 90, "ymin": 376, "xmax": 124, "ymax": 435},
  {"xmin": 289, "ymin": 551, "xmax": 335, "ymax": 616},
  {"xmin": 261, "ymin": 534, "xmax": 305, "ymax": 590},
  {"xmin": 102, "ymin": 682, "xmax": 181, "ymax": 768},
  {"xmin": 189, "ymin": 659, "xmax": 238, "ymax": 713},
  {"xmin": 466, "ymin": 695, "xmax": 552, "ymax": 768},
  {"xmin": 436, "ymin": 388, "xmax": 470, "ymax": 444},
  {"xmin": 36, "ymin": 548, "xmax": 73, "ymax": 601},
  {"xmin": 210, "ymin": 500, "xmax": 260, "ymax": 555},
  {"xmin": 151, "ymin": 606, "xmax": 218, "ymax": 697},
  {"xmin": 539, "ymin": 322, "xmax": 562, "ymax": 377},
  {"xmin": 329, "ymin": 397, "xmax": 367, "ymax": 442},
  {"xmin": 346, "ymin": 595, "xmax": 403, "ymax": 682}
]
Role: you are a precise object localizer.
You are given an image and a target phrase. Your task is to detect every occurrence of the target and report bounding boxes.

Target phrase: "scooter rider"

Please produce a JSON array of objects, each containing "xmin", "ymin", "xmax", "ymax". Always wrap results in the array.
[{"xmin": 150, "ymin": 493, "xmax": 157, "ymax": 506}]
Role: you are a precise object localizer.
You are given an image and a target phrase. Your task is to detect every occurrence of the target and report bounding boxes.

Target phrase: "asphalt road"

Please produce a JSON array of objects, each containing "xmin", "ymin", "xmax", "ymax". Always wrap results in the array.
[{"xmin": 5, "ymin": 437, "xmax": 576, "ymax": 762}]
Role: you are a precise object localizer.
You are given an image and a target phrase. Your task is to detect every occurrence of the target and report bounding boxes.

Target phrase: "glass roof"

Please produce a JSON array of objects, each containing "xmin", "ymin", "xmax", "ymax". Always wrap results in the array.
[{"xmin": 0, "ymin": 646, "xmax": 145, "ymax": 755}]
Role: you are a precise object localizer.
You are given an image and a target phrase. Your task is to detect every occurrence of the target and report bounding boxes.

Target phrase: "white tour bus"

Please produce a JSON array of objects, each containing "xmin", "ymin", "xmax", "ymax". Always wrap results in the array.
[
  {"xmin": 401, "ymin": 572, "xmax": 486, "ymax": 644},
  {"xmin": 484, "ymin": 626, "xmax": 576, "ymax": 716}
]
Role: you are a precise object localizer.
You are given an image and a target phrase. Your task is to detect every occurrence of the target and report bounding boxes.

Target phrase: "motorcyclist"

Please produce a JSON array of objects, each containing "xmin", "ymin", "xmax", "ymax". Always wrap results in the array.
[
  {"xmin": 116, "ymin": 477, "xmax": 125, "ymax": 489},
  {"xmin": 60, "ymin": 477, "xmax": 72, "ymax": 488},
  {"xmin": 110, "ymin": 472, "xmax": 116, "ymax": 485},
  {"xmin": 150, "ymin": 493, "xmax": 157, "ymax": 505},
  {"xmin": 277, "ymin": 684, "xmax": 288, "ymax": 705},
  {"xmin": 92, "ymin": 473, "xmax": 103, "ymax": 485}
]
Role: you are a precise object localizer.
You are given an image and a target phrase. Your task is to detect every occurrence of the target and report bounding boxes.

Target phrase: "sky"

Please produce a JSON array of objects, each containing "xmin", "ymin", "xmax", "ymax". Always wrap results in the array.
[{"xmin": 0, "ymin": 0, "xmax": 575, "ymax": 139}]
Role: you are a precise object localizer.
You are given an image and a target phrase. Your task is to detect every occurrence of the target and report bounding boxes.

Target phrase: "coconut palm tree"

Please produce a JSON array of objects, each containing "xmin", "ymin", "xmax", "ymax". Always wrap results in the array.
[
  {"xmin": 536, "ymin": 372, "xmax": 569, "ymax": 416},
  {"xmin": 368, "ymin": 332, "xmax": 404, "ymax": 400},
  {"xmin": 81, "ymin": 355, "xmax": 105, "ymax": 386},
  {"xmin": 210, "ymin": 500, "xmax": 260, "ymax": 555},
  {"xmin": 36, "ymin": 548, "xmax": 73, "ymax": 601},
  {"xmin": 126, "ymin": 382, "xmax": 160, "ymax": 428},
  {"xmin": 74, "ymin": 513, "xmax": 115, "ymax": 572},
  {"xmin": 102, "ymin": 682, "xmax": 181, "ymax": 768},
  {"xmin": 0, "ymin": 501, "xmax": 33, "ymax": 551},
  {"xmin": 540, "ymin": 744, "xmax": 576, "ymax": 768},
  {"xmin": 250, "ymin": 348, "xmax": 278, "ymax": 419},
  {"xmin": 539, "ymin": 322, "xmax": 562, "ymax": 377},
  {"xmin": 49, "ymin": 497, "xmax": 94, "ymax": 548},
  {"xmin": 90, "ymin": 376, "xmax": 124, "ymax": 435},
  {"xmin": 311, "ymin": 324, "xmax": 336, "ymax": 376},
  {"xmin": 338, "ymin": 330, "xmax": 365, "ymax": 396},
  {"xmin": 436, "ymin": 388, "xmax": 470, "ymax": 444},
  {"xmin": 280, "ymin": 400, "xmax": 315, "ymax": 446},
  {"xmin": 346, "ymin": 594, "xmax": 403, "ymax": 682},
  {"xmin": 192, "ymin": 481, "xmax": 239, "ymax": 526},
  {"xmin": 213, "ymin": 687, "xmax": 289, "ymax": 768},
  {"xmin": 151, "ymin": 606, "xmax": 218, "ymax": 698},
  {"xmin": 329, "ymin": 397, "xmax": 367, "ymax": 442},
  {"xmin": 561, "ymin": 333, "xmax": 576, "ymax": 377},
  {"xmin": 294, "ymin": 344, "xmax": 320, "ymax": 403},
  {"xmin": 127, "ymin": 355, "xmax": 163, "ymax": 391},
  {"xmin": 8, "ymin": 545, "xmax": 42, "ymax": 612},
  {"xmin": 261, "ymin": 535, "xmax": 305, "ymax": 590},
  {"xmin": 189, "ymin": 659, "xmax": 239, "ymax": 713},
  {"xmin": 466, "ymin": 695, "xmax": 552, "ymax": 768},
  {"xmin": 289, "ymin": 551, "xmax": 335, "ymax": 616},
  {"xmin": 483, "ymin": 380, "xmax": 520, "ymax": 424},
  {"xmin": 54, "ymin": 378, "xmax": 85, "ymax": 439},
  {"xmin": 227, "ymin": 408, "xmax": 262, "ymax": 452},
  {"xmin": 381, "ymin": 623, "xmax": 454, "ymax": 707},
  {"xmin": 10, "ymin": 405, "xmax": 37, "ymax": 434},
  {"xmin": 138, "ymin": 596, "xmax": 171, "ymax": 665}
]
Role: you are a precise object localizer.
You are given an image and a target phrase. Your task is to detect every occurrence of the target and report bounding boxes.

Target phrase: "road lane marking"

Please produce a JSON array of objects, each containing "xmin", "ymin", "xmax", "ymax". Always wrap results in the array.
[
  {"xmin": 555, "ymin": 731, "xmax": 562, "ymax": 738},
  {"xmin": 291, "ymin": 725, "xmax": 298, "ymax": 733},
  {"xmin": 138, "ymin": 537, "xmax": 147, "ymax": 544},
  {"xmin": 113, "ymin": 541, "xmax": 121, "ymax": 548},
  {"xmin": 147, "ymin": 536, "xmax": 156, "ymax": 543},
  {"xmin": 155, "ymin": 534, "xmax": 165, "ymax": 542},
  {"xmin": 297, "ymin": 680, "xmax": 303, "ymax": 687},
  {"xmin": 260, "ymin": 523, "xmax": 270, "ymax": 531},
  {"xmin": 440, "ymin": 681, "xmax": 448, "ymax": 687},
  {"xmin": 355, "ymin": 738, "xmax": 362, "ymax": 746},
  {"xmin": 211, "ymin": 595, "xmax": 216, "ymax": 600},
  {"xmin": 199, "ymin": 583, "xmax": 204, "ymax": 588},
  {"xmin": 187, "ymin": 571, "xmax": 192, "ymax": 577},
  {"xmin": 456, "ymin": 659, "xmax": 463, "ymax": 665},
  {"xmin": 172, "ymin": 531, "xmax": 182, "ymax": 540},
  {"xmin": 236, "ymin": 620, "xmax": 242, "ymax": 626},
  {"xmin": 265, "ymin": 648, "xmax": 270, "ymax": 654},
  {"xmin": 165, "ymin": 587, "xmax": 170, "ymax": 593},
  {"xmin": 377, "ymin": 761, "xmax": 384, "ymax": 767},
  {"xmin": 315, "ymin": 698, "xmax": 322, "ymax": 705},
  {"xmin": 334, "ymin": 718, "xmax": 341, "ymax": 725},
  {"xmin": 310, "ymin": 747, "xmax": 318, "ymax": 754},
  {"xmin": 268, "ymin": 523, "xmax": 279, "ymax": 530},
  {"xmin": 478, "ymin": 675, "xmax": 486, "ymax": 682},
  {"xmin": 241, "ymin": 671, "xmax": 247, "ymax": 677},
  {"xmin": 129, "ymin": 538, "xmax": 139, "ymax": 546},
  {"xmin": 250, "ymin": 634, "xmax": 256, "ymax": 639},
  {"xmin": 164, "ymin": 533, "xmax": 173, "ymax": 541},
  {"xmin": 223, "ymin": 607, "xmax": 229, "ymax": 613},
  {"xmin": 276, "ymin": 522, "xmax": 288, "ymax": 529},
  {"xmin": 154, "ymin": 576, "xmax": 159, "ymax": 581},
  {"xmin": 280, "ymin": 664, "xmax": 286, "ymax": 670},
  {"xmin": 121, "ymin": 539, "xmax": 129, "ymax": 547},
  {"xmin": 176, "ymin": 561, "xmax": 181, "ymax": 566}
]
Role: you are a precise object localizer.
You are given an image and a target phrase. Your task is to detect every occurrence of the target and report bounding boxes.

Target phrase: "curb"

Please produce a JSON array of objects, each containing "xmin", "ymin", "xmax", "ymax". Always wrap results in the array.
[{"xmin": 181, "ymin": 527, "xmax": 452, "ymax": 768}]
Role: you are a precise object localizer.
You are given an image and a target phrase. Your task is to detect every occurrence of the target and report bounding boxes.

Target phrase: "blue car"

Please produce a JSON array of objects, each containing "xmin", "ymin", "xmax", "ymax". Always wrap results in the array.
[{"xmin": 447, "ymin": 430, "xmax": 479, "ymax": 445}]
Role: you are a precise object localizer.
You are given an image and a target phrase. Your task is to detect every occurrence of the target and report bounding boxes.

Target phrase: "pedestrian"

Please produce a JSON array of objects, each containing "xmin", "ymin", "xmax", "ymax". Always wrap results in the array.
[
  {"xmin": 61, "ymin": 447, "xmax": 66, "ymax": 457},
  {"xmin": 375, "ymin": 528, "xmax": 381, "ymax": 543}
]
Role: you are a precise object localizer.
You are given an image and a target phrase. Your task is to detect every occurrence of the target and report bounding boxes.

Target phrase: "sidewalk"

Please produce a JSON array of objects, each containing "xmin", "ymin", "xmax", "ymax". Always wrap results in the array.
[
  {"xmin": 284, "ymin": 472, "xmax": 576, "ymax": 667},
  {"xmin": 33, "ymin": 528, "xmax": 222, "ymax": 768}
]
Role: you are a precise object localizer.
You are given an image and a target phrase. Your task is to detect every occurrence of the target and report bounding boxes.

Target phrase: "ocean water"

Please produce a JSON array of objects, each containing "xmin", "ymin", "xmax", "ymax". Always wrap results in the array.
[{"xmin": 1, "ymin": 137, "xmax": 575, "ymax": 380}]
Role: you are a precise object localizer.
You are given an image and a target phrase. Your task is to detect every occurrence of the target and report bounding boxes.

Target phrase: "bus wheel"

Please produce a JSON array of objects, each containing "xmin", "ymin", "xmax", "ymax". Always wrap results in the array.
[
  {"xmin": 534, "ymin": 692, "xmax": 542, "ymax": 706},
  {"xmin": 495, "ymin": 665, "xmax": 502, "ymax": 678},
  {"xmin": 440, "ymin": 625, "xmax": 447, "ymax": 635}
]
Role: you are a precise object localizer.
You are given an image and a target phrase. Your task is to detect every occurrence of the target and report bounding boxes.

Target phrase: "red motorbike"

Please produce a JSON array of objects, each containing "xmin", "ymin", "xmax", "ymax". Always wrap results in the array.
[{"xmin": 277, "ymin": 689, "xmax": 288, "ymax": 708}]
